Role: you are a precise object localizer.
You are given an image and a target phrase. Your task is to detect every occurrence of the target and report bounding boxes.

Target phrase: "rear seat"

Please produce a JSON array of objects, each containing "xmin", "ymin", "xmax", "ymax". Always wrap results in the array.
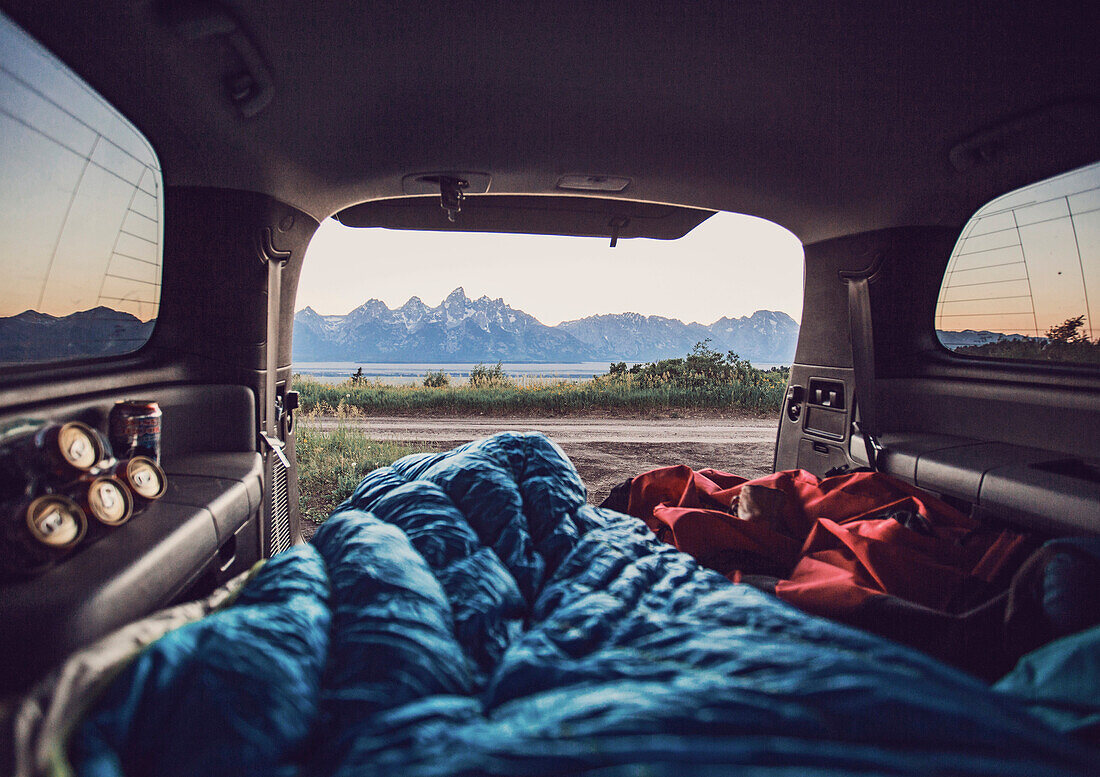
[{"xmin": 850, "ymin": 432, "xmax": 1100, "ymax": 537}]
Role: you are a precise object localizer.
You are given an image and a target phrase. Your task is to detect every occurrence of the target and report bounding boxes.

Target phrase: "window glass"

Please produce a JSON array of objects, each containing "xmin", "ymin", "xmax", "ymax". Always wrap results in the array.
[
  {"xmin": 0, "ymin": 13, "xmax": 162, "ymax": 365},
  {"xmin": 935, "ymin": 161, "xmax": 1099, "ymax": 365}
]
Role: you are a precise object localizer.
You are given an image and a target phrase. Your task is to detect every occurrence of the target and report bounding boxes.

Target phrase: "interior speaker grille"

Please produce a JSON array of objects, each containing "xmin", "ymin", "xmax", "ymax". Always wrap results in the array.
[{"xmin": 269, "ymin": 455, "xmax": 292, "ymax": 555}]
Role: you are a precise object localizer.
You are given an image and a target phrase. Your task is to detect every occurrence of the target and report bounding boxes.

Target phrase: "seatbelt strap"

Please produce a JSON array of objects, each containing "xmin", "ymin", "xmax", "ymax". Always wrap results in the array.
[
  {"xmin": 258, "ymin": 227, "xmax": 291, "ymax": 463},
  {"xmin": 840, "ymin": 255, "xmax": 886, "ymax": 470}
]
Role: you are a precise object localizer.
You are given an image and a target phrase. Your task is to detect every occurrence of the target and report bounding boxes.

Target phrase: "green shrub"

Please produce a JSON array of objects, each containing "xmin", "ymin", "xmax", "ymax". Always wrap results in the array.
[
  {"xmin": 469, "ymin": 361, "xmax": 513, "ymax": 389},
  {"xmin": 423, "ymin": 369, "xmax": 450, "ymax": 387},
  {"xmin": 1046, "ymin": 315, "xmax": 1090, "ymax": 344},
  {"xmin": 604, "ymin": 340, "xmax": 788, "ymax": 393}
]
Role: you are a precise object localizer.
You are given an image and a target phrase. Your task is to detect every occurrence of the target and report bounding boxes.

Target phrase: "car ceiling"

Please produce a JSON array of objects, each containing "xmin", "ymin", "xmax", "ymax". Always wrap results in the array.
[{"xmin": 1, "ymin": 0, "xmax": 1097, "ymax": 245}]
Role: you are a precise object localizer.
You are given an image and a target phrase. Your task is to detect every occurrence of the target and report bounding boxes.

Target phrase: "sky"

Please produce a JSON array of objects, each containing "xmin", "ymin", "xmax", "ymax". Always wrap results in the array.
[{"xmin": 296, "ymin": 211, "xmax": 806, "ymax": 326}]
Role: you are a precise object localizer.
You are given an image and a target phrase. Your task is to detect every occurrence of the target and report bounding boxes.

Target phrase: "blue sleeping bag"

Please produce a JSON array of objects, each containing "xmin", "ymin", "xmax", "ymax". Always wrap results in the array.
[{"xmin": 71, "ymin": 432, "xmax": 1097, "ymax": 775}]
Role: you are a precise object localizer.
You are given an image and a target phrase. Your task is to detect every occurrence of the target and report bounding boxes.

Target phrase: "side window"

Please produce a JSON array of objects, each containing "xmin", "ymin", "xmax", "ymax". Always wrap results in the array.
[
  {"xmin": 935, "ymin": 161, "xmax": 1099, "ymax": 366},
  {"xmin": 0, "ymin": 13, "xmax": 162, "ymax": 366}
]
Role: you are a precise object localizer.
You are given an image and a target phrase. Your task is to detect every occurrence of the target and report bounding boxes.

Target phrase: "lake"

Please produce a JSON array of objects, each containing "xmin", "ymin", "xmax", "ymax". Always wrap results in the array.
[{"xmin": 294, "ymin": 361, "xmax": 789, "ymax": 385}]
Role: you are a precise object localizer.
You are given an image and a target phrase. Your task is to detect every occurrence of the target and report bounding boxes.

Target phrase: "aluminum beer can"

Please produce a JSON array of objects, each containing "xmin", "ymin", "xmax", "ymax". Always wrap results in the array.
[
  {"xmin": 25, "ymin": 422, "xmax": 105, "ymax": 479},
  {"xmin": 115, "ymin": 456, "xmax": 167, "ymax": 503},
  {"xmin": 109, "ymin": 401, "xmax": 162, "ymax": 463},
  {"xmin": 76, "ymin": 475, "xmax": 134, "ymax": 527},
  {"xmin": 0, "ymin": 494, "xmax": 87, "ymax": 579}
]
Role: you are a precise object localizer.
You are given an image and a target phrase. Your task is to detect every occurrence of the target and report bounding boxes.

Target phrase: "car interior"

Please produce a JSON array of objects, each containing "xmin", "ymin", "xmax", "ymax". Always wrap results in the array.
[{"xmin": 0, "ymin": 1, "xmax": 1098, "ymax": 773}]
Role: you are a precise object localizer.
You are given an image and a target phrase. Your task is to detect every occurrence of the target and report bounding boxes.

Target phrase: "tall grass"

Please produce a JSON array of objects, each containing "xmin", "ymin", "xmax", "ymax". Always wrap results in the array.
[
  {"xmin": 295, "ymin": 409, "xmax": 428, "ymax": 523},
  {"xmin": 295, "ymin": 375, "xmax": 786, "ymax": 415}
]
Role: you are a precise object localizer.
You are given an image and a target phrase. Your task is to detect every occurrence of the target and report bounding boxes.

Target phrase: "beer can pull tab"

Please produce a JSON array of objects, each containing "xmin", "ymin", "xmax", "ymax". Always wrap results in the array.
[
  {"xmin": 39, "ymin": 507, "xmax": 65, "ymax": 535},
  {"xmin": 68, "ymin": 436, "xmax": 87, "ymax": 461}
]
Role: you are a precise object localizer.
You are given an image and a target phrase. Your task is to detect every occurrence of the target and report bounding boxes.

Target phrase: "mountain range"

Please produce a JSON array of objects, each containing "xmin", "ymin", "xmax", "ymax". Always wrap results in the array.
[
  {"xmin": 935, "ymin": 329, "xmax": 1034, "ymax": 349},
  {"xmin": 0, "ymin": 307, "xmax": 154, "ymax": 363},
  {"xmin": 0, "ymin": 295, "xmax": 1030, "ymax": 367},
  {"xmin": 292, "ymin": 287, "xmax": 801, "ymax": 364}
]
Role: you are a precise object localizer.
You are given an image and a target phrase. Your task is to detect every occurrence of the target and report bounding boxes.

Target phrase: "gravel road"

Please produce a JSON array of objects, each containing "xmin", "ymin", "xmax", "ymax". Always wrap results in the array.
[
  {"xmin": 302, "ymin": 413, "xmax": 779, "ymax": 506},
  {"xmin": 303, "ymin": 415, "xmax": 778, "ymax": 444}
]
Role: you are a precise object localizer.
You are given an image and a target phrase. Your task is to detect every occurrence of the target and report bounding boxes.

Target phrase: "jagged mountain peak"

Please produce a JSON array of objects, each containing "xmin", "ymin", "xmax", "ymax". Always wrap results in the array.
[
  {"xmin": 711, "ymin": 309, "xmax": 796, "ymax": 326},
  {"xmin": 559, "ymin": 308, "xmax": 798, "ymax": 362},
  {"xmin": 560, "ymin": 311, "xmax": 644, "ymax": 325},
  {"xmin": 344, "ymin": 299, "xmax": 392, "ymax": 323},
  {"xmin": 397, "ymin": 296, "xmax": 430, "ymax": 320},
  {"xmin": 753, "ymin": 309, "xmax": 796, "ymax": 324},
  {"xmin": 351, "ymin": 297, "xmax": 387, "ymax": 311},
  {"xmin": 475, "ymin": 294, "xmax": 507, "ymax": 308}
]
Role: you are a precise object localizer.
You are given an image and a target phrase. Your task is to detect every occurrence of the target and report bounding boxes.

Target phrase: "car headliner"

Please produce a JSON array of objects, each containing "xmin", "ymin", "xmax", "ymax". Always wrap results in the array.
[{"xmin": 1, "ymin": 0, "xmax": 1097, "ymax": 245}]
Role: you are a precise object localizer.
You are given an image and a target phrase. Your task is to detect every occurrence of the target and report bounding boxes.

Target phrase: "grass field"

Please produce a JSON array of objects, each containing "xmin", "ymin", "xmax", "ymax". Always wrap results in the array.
[
  {"xmin": 294, "ymin": 378, "xmax": 784, "ymax": 416},
  {"xmin": 295, "ymin": 410, "xmax": 432, "ymax": 524}
]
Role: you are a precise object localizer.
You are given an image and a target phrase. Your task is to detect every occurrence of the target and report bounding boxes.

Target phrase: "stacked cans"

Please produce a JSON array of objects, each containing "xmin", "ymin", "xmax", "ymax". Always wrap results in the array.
[{"xmin": 0, "ymin": 404, "xmax": 167, "ymax": 580}]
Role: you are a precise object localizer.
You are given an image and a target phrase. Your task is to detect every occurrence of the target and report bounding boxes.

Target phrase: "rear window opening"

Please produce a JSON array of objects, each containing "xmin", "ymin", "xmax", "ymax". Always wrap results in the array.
[{"xmin": 291, "ymin": 209, "xmax": 803, "ymax": 524}]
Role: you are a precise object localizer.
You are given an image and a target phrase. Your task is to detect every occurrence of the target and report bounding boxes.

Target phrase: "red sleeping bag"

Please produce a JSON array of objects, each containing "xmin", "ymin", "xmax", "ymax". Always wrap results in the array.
[{"xmin": 622, "ymin": 466, "xmax": 1031, "ymax": 621}]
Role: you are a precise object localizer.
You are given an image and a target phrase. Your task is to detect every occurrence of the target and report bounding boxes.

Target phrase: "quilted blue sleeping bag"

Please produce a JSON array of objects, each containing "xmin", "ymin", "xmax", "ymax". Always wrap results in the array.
[{"xmin": 71, "ymin": 432, "xmax": 1097, "ymax": 775}]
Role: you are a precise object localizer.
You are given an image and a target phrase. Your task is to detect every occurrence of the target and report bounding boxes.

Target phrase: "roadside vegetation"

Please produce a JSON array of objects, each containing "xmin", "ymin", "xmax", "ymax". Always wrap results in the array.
[
  {"xmin": 295, "ymin": 406, "xmax": 429, "ymax": 524},
  {"xmin": 294, "ymin": 341, "xmax": 790, "ymax": 416}
]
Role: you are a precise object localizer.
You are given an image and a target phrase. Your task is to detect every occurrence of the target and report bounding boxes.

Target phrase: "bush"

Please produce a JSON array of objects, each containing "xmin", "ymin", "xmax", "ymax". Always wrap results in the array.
[
  {"xmin": 617, "ymin": 339, "xmax": 776, "ymax": 390},
  {"xmin": 469, "ymin": 361, "xmax": 513, "ymax": 389},
  {"xmin": 1046, "ymin": 315, "xmax": 1090, "ymax": 345},
  {"xmin": 423, "ymin": 370, "xmax": 450, "ymax": 387}
]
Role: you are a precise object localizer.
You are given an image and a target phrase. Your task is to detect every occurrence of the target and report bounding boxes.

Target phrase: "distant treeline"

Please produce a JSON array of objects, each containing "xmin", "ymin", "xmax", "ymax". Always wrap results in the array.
[{"xmin": 952, "ymin": 315, "xmax": 1100, "ymax": 365}]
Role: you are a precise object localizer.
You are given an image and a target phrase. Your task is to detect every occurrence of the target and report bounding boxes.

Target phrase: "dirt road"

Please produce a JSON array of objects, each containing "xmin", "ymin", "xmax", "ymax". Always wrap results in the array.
[
  {"xmin": 304, "ymin": 415, "xmax": 777, "ymax": 444},
  {"xmin": 303, "ymin": 413, "xmax": 779, "ymax": 505}
]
